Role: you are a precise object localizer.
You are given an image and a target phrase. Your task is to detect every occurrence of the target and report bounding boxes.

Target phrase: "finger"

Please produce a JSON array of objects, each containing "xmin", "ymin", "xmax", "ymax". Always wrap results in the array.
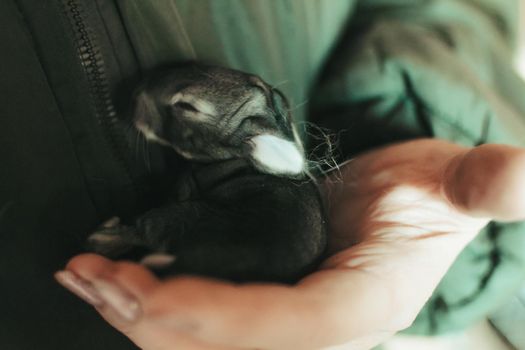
[
  {"xmin": 444, "ymin": 144, "xmax": 525, "ymax": 221},
  {"xmin": 62, "ymin": 256, "xmax": 323, "ymax": 349},
  {"xmin": 66, "ymin": 253, "xmax": 161, "ymax": 299},
  {"xmin": 60, "ymin": 254, "xmax": 160, "ymax": 332},
  {"xmin": 136, "ymin": 268, "xmax": 399, "ymax": 350},
  {"xmin": 82, "ymin": 263, "xmax": 393, "ymax": 350},
  {"xmin": 59, "ymin": 254, "xmax": 247, "ymax": 350}
]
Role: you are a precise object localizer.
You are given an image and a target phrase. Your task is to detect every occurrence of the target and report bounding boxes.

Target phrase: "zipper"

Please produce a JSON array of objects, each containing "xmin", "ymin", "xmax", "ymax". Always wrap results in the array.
[{"xmin": 61, "ymin": 0, "xmax": 139, "ymax": 206}]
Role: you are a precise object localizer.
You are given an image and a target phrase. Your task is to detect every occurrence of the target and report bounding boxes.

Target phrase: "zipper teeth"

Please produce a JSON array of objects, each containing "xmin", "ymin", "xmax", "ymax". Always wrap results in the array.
[{"xmin": 62, "ymin": 0, "xmax": 135, "ymax": 188}]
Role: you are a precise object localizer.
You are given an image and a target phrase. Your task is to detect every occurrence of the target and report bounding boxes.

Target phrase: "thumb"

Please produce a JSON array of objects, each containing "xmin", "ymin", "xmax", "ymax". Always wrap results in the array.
[{"xmin": 444, "ymin": 144, "xmax": 525, "ymax": 222}]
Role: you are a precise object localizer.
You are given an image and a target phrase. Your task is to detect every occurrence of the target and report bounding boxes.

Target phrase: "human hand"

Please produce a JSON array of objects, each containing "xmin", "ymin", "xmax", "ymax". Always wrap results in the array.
[{"xmin": 55, "ymin": 139, "xmax": 525, "ymax": 350}]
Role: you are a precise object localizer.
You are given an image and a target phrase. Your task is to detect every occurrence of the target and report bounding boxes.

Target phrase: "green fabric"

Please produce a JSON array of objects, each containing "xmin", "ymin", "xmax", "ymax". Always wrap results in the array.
[
  {"xmin": 311, "ymin": 0, "xmax": 525, "ymax": 334},
  {"xmin": 114, "ymin": 0, "xmax": 525, "ymax": 335},
  {"xmin": 115, "ymin": 0, "xmax": 356, "ymax": 124}
]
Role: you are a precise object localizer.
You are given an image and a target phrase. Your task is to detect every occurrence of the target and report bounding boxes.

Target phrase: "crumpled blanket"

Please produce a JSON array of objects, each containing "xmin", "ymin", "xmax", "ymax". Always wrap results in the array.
[{"xmin": 310, "ymin": 0, "xmax": 525, "ymax": 334}]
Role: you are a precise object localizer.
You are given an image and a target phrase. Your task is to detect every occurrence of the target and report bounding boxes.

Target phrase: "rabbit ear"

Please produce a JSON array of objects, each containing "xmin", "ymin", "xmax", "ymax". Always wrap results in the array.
[
  {"xmin": 245, "ymin": 134, "xmax": 305, "ymax": 176},
  {"xmin": 133, "ymin": 90, "xmax": 158, "ymax": 127},
  {"xmin": 133, "ymin": 90, "xmax": 172, "ymax": 146}
]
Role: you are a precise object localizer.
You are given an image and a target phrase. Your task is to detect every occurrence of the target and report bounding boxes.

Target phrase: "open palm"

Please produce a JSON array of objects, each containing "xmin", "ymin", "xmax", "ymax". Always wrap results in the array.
[{"xmin": 56, "ymin": 139, "xmax": 525, "ymax": 350}]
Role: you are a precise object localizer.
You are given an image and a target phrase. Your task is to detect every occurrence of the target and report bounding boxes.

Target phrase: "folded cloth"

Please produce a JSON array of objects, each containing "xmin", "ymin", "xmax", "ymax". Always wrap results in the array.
[{"xmin": 310, "ymin": 0, "xmax": 525, "ymax": 335}]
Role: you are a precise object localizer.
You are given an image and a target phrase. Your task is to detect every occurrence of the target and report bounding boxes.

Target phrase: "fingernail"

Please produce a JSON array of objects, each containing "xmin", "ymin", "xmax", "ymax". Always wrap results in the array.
[
  {"xmin": 92, "ymin": 279, "xmax": 142, "ymax": 322},
  {"xmin": 54, "ymin": 270, "xmax": 104, "ymax": 307}
]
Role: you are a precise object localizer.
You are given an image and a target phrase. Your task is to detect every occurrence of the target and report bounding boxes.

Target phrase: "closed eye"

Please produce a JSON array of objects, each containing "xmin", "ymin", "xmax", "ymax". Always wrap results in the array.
[
  {"xmin": 237, "ymin": 115, "xmax": 276, "ymax": 133},
  {"xmin": 173, "ymin": 101, "xmax": 199, "ymax": 113}
]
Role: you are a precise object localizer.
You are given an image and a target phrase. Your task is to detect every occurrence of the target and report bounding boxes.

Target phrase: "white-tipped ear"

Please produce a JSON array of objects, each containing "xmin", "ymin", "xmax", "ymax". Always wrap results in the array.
[{"xmin": 248, "ymin": 134, "xmax": 305, "ymax": 175}]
